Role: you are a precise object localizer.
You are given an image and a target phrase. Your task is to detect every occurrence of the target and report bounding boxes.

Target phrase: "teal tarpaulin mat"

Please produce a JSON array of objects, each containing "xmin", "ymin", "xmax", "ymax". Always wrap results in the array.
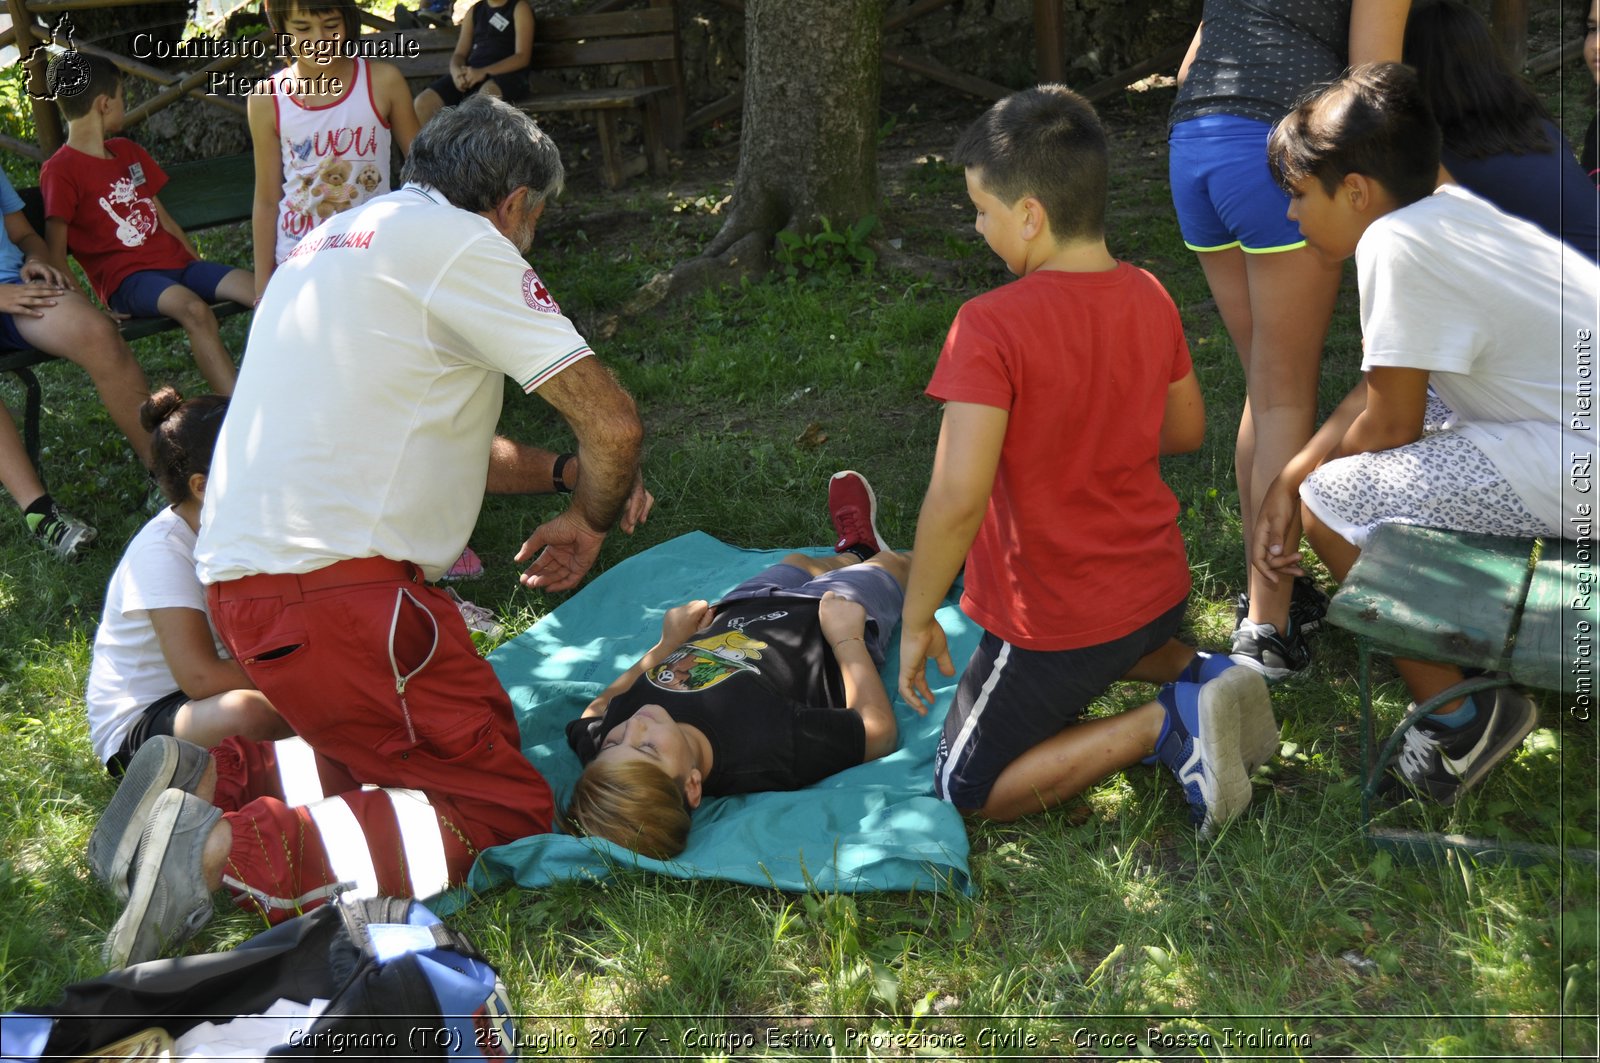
[{"xmin": 438, "ymin": 531, "xmax": 974, "ymax": 909}]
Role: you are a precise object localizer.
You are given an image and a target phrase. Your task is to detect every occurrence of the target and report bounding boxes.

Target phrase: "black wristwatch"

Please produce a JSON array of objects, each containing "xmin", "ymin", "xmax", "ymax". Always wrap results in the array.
[{"xmin": 553, "ymin": 452, "xmax": 576, "ymax": 493}]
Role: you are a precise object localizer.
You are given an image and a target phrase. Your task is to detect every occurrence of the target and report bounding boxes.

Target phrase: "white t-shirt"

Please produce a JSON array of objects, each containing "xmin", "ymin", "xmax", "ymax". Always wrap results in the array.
[
  {"xmin": 86, "ymin": 507, "xmax": 221, "ymax": 762},
  {"xmin": 195, "ymin": 184, "xmax": 593, "ymax": 583},
  {"xmin": 1356, "ymin": 183, "xmax": 1599, "ymax": 532}
]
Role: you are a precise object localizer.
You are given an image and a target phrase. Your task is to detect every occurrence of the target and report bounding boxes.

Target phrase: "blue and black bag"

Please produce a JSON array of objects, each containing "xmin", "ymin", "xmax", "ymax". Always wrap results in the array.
[{"xmin": 2, "ymin": 896, "xmax": 516, "ymax": 1060}]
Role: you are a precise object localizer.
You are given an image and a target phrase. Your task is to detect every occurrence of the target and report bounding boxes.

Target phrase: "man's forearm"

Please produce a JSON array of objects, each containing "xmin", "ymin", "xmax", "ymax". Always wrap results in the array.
[
  {"xmin": 533, "ymin": 357, "xmax": 645, "ymax": 532},
  {"xmin": 486, "ymin": 436, "xmax": 569, "ymax": 494},
  {"xmin": 568, "ymin": 412, "xmax": 640, "ymax": 533}
]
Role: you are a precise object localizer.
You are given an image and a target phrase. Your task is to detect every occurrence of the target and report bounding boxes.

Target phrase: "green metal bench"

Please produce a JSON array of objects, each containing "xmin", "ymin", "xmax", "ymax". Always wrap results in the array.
[
  {"xmin": 1327, "ymin": 523, "xmax": 1595, "ymax": 864},
  {"xmin": 0, "ymin": 153, "xmax": 254, "ymax": 483}
]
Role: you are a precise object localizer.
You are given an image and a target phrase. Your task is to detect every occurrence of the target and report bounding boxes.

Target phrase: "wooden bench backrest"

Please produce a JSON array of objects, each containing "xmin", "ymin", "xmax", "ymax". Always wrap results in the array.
[
  {"xmin": 532, "ymin": 9, "xmax": 678, "ymax": 69},
  {"xmin": 16, "ymin": 152, "xmax": 255, "ymax": 236},
  {"xmin": 394, "ymin": 7, "xmax": 677, "ymax": 72}
]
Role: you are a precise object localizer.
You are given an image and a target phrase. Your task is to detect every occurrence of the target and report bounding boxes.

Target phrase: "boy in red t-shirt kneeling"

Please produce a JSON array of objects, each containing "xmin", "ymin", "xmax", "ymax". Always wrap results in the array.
[{"xmin": 899, "ymin": 85, "xmax": 1276, "ymax": 837}]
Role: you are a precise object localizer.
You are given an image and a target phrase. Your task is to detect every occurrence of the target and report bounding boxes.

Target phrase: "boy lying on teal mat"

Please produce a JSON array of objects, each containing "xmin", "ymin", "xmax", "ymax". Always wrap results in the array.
[{"xmin": 564, "ymin": 471, "xmax": 905, "ymax": 858}]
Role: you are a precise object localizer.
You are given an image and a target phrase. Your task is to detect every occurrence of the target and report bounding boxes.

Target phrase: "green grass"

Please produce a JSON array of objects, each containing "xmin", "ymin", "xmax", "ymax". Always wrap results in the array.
[{"xmin": 0, "ymin": 73, "xmax": 1597, "ymax": 1060}]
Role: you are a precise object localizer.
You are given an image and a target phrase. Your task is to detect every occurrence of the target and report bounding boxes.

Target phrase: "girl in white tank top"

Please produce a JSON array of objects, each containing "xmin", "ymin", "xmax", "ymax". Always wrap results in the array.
[
  {"xmin": 268, "ymin": 58, "xmax": 391, "ymax": 263},
  {"xmin": 248, "ymin": 0, "xmax": 419, "ymax": 292}
]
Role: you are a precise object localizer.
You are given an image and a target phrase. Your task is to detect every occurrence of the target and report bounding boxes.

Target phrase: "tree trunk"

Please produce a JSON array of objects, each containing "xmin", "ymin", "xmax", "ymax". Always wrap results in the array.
[
  {"xmin": 625, "ymin": 0, "xmax": 885, "ymax": 315},
  {"xmin": 705, "ymin": 0, "xmax": 884, "ymax": 255}
]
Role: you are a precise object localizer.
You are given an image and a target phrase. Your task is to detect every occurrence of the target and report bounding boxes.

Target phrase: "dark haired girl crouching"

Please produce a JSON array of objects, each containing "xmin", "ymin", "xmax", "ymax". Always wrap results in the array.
[{"xmin": 86, "ymin": 385, "xmax": 293, "ymax": 775}]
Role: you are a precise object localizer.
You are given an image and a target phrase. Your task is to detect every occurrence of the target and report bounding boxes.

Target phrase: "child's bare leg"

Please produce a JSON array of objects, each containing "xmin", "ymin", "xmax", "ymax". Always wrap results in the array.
[
  {"xmin": 173, "ymin": 690, "xmax": 295, "ymax": 749},
  {"xmin": 0, "ymin": 404, "xmax": 47, "ymax": 510},
  {"xmin": 212, "ymin": 268, "xmax": 255, "ymax": 308},
  {"xmin": 414, "ymin": 88, "xmax": 444, "ymax": 125},
  {"xmin": 781, "ymin": 549, "xmax": 910, "ymax": 583},
  {"xmin": 1121, "ymin": 639, "xmax": 1199, "ymax": 684},
  {"xmin": 973, "ymin": 702, "xmax": 1165, "ymax": 822},
  {"xmin": 15, "ymin": 292, "xmax": 152, "ymax": 466},
  {"xmin": 1238, "ymin": 249, "xmax": 1341, "ymax": 631},
  {"xmin": 1196, "ymin": 248, "xmax": 1257, "ymax": 510},
  {"xmin": 859, "ymin": 548, "xmax": 910, "ymax": 586},
  {"xmin": 156, "ymin": 287, "xmax": 235, "ymax": 395}
]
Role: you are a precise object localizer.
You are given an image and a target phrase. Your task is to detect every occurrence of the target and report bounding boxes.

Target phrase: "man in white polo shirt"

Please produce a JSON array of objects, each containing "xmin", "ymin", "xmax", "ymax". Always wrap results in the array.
[{"xmin": 91, "ymin": 96, "xmax": 646, "ymax": 967}]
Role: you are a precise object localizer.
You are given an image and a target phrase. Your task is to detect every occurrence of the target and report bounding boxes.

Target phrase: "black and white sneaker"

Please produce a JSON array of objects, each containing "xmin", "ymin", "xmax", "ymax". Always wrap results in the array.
[
  {"xmin": 1229, "ymin": 619, "xmax": 1311, "ymax": 681},
  {"xmin": 1289, "ymin": 576, "xmax": 1329, "ymax": 634},
  {"xmin": 26, "ymin": 501, "xmax": 97, "ymax": 560},
  {"xmin": 1393, "ymin": 687, "xmax": 1539, "ymax": 806},
  {"xmin": 1234, "ymin": 576, "xmax": 1329, "ymax": 634}
]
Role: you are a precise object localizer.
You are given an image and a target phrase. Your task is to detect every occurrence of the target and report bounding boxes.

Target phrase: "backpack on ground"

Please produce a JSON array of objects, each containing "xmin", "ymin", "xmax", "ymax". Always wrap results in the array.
[{"xmin": 2, "ymin": 895, "xmax": 516, "ymax": 1060}]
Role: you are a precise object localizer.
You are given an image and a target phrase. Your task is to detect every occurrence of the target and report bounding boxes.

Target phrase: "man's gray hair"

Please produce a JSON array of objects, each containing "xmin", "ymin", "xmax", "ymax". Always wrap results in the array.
[{"xmin": 401, "ymin": 95, "xmax": 565, "ymax": 212}]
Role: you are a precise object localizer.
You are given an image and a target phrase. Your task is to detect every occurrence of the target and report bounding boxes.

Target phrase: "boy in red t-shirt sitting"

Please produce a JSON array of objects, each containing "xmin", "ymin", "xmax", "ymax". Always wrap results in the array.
[
  {"xmin": 40, "ymin": 55, "xmax": 253, "ymax": 395},
  {"xmin": 898, "ymin": 85, "xmax": 1276, "ymax": 837}
]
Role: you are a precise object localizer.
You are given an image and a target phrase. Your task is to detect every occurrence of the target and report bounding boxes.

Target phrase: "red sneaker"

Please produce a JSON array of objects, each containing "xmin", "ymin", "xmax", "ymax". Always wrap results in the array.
[{"xmin": 828, "ymin": 470, "xmax": 890, "ymax": 558}]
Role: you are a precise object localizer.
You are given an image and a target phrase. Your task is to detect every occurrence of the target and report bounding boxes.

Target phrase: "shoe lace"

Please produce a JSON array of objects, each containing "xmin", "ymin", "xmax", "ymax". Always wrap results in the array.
[
  {"xmin": 36, "ymin": 511, "xmax": 71, "ymax": 547},
  {"xmin": 1397, "ymin": 724, "xmax": 1442, "ymax": 781},
  {"xmin": 834, "ymin": 505, "xmax": 871, "ymax": 538}
]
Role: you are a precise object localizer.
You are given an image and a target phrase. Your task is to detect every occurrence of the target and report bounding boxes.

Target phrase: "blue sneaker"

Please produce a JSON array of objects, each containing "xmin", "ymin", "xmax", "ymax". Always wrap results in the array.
[
  {"xmin": 1178, "ymin": 649, "xmax": 1236, "ymax": 685},
  {"xmin": 1178, "ymin": 652, "xmax": 1280, "ymax": 773},
  {"xmin": 1154, "ymin": 670, "xmax": 1264, "ymax": 838}
]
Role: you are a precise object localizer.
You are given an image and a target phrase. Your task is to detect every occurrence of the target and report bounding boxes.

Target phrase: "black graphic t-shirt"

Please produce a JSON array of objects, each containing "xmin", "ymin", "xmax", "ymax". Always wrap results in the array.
[{"xmin": 566, "ymin": 596, "xmax": 867, "ymax": 795}]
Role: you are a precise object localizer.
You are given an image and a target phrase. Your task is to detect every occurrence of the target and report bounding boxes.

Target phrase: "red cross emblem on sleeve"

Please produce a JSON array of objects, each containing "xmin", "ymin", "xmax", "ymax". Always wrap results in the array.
[{"xmin": 522, "ymin": 269, "xmax": 561, "ymax": 314}]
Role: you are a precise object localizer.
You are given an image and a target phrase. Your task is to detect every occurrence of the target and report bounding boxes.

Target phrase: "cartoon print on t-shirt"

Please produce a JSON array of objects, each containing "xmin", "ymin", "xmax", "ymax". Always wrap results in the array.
[
  {"xmin": 646, "ymin": 631, "xmax": 769, "ymax": 693},
  {"xmin": 313, "ymin": 159, "xmax": 357, "ymax": 220},
  {"xmin": 97, "ymin": 174, "xmax": 159, "ymax": 247},
  {"xmin": 354, "ymin": 163, "xmax": 383, "ymax": 196},
  {"xmin": 283, "ymin": 172, "xmax": 320, "ymax": 225}
]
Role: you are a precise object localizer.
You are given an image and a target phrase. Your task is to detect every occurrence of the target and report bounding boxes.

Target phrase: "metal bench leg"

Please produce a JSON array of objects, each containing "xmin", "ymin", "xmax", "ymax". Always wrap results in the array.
[
  {"xmin": 4, "ymin": 366, "xmax": 46, "ymax": 490},
  {"xmin": 1359, "ymin": 666, "xmax": 1595, "ymax": 866}
]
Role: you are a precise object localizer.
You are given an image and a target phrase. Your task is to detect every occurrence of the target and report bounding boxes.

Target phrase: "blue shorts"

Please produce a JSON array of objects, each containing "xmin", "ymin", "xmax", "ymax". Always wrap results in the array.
[
  {"xmin": 0, "ymin": 313, "xmax": 28, "ymax": 351},
  {"xmin": 934, "ymin": 598, "xmax": 1187, "ymax": 810},
  {"xmin": 720, "ymin": 560, "xmax": 904, "ymax": 666},
  {"xmin": 107, "ymin": 260, "xmax": 237, "ymax": 318},
  {"xmin": 1168, "ymin": 115, "xmax": 1306, "ymax": 254}
]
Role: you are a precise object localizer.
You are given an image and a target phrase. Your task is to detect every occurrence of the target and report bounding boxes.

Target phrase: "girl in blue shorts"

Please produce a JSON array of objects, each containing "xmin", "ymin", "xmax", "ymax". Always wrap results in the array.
[{"xmin": 1168, "ymin": 0, "xmax": 1411, "ymax": 679}]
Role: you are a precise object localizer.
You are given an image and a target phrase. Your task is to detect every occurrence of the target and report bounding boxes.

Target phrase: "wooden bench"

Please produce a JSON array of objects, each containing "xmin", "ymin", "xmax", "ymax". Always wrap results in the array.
[
  {"xmin": 1327, "ymin": 524, "xmax": 1594, "ymax": 864},
  {"xmin": 390, "ymin": 4, "xmax": 684, "ymax": 189},
  {"xmin": 0, "ymin": 152, "xmax": 254, "ymax": 480}
]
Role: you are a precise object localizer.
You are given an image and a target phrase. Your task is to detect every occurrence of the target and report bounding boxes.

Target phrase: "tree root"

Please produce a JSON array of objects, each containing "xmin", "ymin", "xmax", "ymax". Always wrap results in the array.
[{"xmin": 610, "ymin": 229, "xmax": 772, "ymax": 330}]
